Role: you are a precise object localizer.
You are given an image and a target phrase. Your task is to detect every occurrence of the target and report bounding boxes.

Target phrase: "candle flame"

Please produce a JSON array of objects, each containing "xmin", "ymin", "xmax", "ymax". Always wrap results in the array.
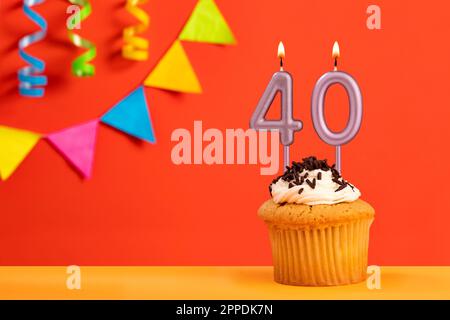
[
  {"xmin": 332, "ymin": 41, "xmax": 340, "ymax": 59},
  {"xmin": 278, "ymin": 41, "xmax": 285, "ymax": 59}
]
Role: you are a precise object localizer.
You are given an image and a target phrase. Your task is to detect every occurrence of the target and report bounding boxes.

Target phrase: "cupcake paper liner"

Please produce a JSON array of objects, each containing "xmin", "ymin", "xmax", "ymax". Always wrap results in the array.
[{"xmin": 267, "ymin": 218, "xmax": 373, "ymax": 286}]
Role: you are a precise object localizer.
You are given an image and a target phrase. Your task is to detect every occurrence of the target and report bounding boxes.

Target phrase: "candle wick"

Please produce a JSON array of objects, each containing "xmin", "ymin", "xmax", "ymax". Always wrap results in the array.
[
  {"xmin": 334, "ymin": 58, "xmax": 338, "ymax": 71},
  {"xmin": 280, "ymin": 58, "xmax": 284, "ymax": 71}
]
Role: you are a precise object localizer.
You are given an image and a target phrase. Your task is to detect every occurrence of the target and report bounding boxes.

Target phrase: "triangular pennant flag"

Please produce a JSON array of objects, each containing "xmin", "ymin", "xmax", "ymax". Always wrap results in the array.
[
  {"xmin": 0, "ymin": 126, "xmax": 40, "ymax": 180},
  {"xmin": 101, "ymin": 86, "xmax": 156, "ymax": 142},
  {"xmin": 47, "ymin": 120, "xmax": 99, "ymax": 179},
  {"xmin": 179, "ymin": 0, "xmax": 236, "ymax": 45},
  {"xmin": 144, "ymin": 40, "xmax": 202, "ymax": 93}
]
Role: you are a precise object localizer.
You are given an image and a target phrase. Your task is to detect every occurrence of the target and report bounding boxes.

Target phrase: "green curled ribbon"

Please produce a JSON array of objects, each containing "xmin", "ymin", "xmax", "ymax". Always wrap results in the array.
[{"xmin": 67, "ymin": 0, "xmax": 96, "ymax": 77}]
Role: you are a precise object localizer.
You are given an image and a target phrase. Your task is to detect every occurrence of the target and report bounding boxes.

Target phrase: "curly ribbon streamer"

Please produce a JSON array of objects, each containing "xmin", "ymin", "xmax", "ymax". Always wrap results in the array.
[
  {"xmin": 122, "ymin": 0, "xmax": 149, "ymax": 61},
  {"xmin": 67, "ymin": 0, "xmax": 96, "ymax": 76},
  {"xmin": 18, "ymin": 0, "xmax": 48, "ymax": 98}
]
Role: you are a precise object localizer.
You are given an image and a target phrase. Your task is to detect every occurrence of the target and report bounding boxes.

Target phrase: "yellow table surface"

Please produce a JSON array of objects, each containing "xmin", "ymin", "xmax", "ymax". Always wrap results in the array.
[{"xmin": 0, "ymin": 266, "xmax": 449, "ymax": 300}]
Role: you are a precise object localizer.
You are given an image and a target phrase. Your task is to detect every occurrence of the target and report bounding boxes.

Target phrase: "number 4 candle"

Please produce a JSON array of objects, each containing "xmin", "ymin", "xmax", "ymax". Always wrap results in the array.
[
  {"xmin": 250, "ymin": 42, "xmax": 303, "ymax": 170},
  {"xmin": 311, "ymin": 41, "xmax": 363, "ymax": 173}
]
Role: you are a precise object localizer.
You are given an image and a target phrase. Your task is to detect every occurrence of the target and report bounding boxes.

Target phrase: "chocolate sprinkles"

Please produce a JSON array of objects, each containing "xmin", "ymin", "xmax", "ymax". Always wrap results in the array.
[
  {"xmin": 305, "ymin": 178, "xmax": 316, "ymax": 189},
  {"xmin": 268, "ymin": 156, "xmax": 352, "ymax": 196}
]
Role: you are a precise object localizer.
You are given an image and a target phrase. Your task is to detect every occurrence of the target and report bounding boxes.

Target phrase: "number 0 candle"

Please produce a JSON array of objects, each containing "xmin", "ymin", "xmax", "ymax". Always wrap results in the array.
[
  {"xmin": 311, "ymin": 41, "xmax": 363, "ymax": 173},
  {"xmin": 250, "ymin": 42, "xmax": 303, "ymax": 170}
]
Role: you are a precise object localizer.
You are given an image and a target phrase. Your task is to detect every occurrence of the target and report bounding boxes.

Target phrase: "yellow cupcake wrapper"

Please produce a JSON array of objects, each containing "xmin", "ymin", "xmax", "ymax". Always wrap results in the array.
[
  {"xmin": 267, "ymin": 218, "xmax": 373, "ymax": 286},
  {"xmin": 122, "ymin": 0, "xmax": 149, "ymax": 61}
]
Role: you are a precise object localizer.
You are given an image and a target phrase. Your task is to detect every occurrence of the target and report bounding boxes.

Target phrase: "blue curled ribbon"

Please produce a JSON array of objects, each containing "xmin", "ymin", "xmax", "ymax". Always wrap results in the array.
[{"xmin": 18, "ymin": 0, "xmax": 47, "ymax": 98}]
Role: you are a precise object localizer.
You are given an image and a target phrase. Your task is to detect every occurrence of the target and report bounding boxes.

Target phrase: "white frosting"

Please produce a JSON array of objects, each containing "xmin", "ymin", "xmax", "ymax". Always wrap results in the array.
[{"xmin": 271, "ymin": 169, "xmax": 360, "ymax": 205}]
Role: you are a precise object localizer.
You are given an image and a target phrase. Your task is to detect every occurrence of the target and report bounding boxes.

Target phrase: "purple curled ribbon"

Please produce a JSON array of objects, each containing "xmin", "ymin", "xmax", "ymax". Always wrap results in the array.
[{"xmin": 18, "ymin": 0, "xmax": 47, "ymax": 98}]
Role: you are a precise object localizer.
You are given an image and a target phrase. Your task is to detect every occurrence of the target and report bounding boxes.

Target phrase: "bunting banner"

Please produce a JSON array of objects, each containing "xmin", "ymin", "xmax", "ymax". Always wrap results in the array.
[
  {"xmin": 178, "ymin": 0, "xmax": 236, "ymax": 45},
  {"xmin": 122, "ymin": 0, "xmax": 150, "ymax": 61},
  {"xmin": 18, "ymin": 0, "xmax": 48, "ymax": 98},
  {"xmin": 0, "ymin": 126, "xmax": 40, "ymax": 180},
  {"xmin": 1, "ymin": 0, "xmax": 236, "ymax": 180},
  {"xmin": 101, "ymin": 86, "xmax": 156, "ymax": 143},
  {"xmin": 47, "ymin": 120, "xmax": 99, "ymax": 179},
  {"xmin": 143, "ymin": 40, "xmax": 202, "ymax": 93}
]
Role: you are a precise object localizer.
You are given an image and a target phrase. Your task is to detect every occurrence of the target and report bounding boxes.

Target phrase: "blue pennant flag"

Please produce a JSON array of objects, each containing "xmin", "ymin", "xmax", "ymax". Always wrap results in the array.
[{"xmin": 101, "ymin": 86, "xmax": 156, "ymax": 143}]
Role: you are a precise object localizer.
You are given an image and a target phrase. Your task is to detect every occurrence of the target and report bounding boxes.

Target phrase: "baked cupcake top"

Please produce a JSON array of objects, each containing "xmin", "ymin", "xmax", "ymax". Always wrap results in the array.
[
  {"xmin": 258, "ymin": 198, "xmax": 374, "ymax": 227},
  {"xmin": 269, "ymin": 156, "xmax": 361, "ymax": 205}
]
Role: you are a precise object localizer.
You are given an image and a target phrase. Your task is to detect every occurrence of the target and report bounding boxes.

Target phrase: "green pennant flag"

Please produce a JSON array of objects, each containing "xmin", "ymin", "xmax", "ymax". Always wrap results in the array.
[{"xmin": 179, "ymin": 0, "xmax": 236, "ymax": 45}]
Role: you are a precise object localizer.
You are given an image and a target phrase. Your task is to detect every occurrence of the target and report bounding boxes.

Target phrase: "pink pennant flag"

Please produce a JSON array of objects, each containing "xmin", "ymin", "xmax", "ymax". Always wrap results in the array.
[{"xmin": 47, "ymin": 120, "xmax": 99, "ymax": 179}]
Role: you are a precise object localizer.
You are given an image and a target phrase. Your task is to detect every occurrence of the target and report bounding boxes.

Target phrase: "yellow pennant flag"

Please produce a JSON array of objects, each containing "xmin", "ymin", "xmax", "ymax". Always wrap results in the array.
[
  {"xmin": 0, "ymin": 126, "xmax": 40, "ymax": 180},
  {"xmin": 179, "ymin": 0, "xmax": 236, "ymax": 45},
  {"xmin": 144, "ymin": 40, "xmax": 202, "ymax": 94}
]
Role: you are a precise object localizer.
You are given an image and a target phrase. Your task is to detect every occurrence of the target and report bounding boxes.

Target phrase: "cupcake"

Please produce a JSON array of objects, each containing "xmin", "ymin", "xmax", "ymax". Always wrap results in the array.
[{"xmin": 258, "ymin": 156, "xmax": 374, "ymax": 286}]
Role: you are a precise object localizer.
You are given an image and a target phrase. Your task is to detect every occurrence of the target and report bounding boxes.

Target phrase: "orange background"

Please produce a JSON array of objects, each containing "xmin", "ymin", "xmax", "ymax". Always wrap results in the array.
[{"xmin": 0, "ymin": 0, "xmax": 449, "ymax": 265}]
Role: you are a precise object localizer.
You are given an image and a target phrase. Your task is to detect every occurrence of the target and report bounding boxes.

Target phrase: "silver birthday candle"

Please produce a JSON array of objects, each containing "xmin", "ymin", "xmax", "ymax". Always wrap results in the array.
[
  {"xmin": 250, "ymin": 42, "xmax": 303, "ymax": 170},
  {"xmin": 311, "ymin": 41, "xmax": 363, "ymax": 173}
]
